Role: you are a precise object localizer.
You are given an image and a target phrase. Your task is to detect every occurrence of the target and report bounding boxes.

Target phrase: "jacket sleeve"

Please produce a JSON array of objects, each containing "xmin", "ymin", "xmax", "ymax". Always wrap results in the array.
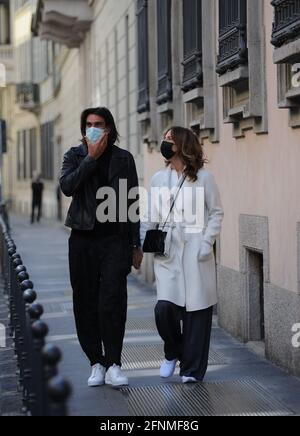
[
  {"xmin": 128, "ymin": 154, "xmax": 141, "ymax": 248},
  {"xmin": 140, "ymin": 174, "xmax": 159, "ymax": 248},
  {"xmin": 59, "ymin": 149, "xmax": 99, "ymax": 198},
  {"xmin": 202, "ymin": 171, "xmax": 224, "ymax": 247}
]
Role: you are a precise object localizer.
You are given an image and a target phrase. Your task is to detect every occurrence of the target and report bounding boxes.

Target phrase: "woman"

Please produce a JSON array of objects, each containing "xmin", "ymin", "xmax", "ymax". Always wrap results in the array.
[{"xmin": 141, "ymin": 127, "xmax": 224, "ymax": 383}]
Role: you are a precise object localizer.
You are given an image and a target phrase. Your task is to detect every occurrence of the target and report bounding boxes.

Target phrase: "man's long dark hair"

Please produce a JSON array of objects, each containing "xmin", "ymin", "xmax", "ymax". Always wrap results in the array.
[{"xmin": 80, "ymin": 107, "xmax": 120, "ymax": 146}]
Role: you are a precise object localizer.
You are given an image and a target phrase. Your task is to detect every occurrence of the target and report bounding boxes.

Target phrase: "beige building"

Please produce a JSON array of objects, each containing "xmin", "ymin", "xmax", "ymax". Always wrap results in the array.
[
  {"xmin": 0, "ymin": 0, "xmax": 299, "ymax": 376},
  {"xmin": 135, "ymin": 0, "xmax": 300, "ymax": 377},
  {"xmin": 0, "ymin": 0, "xmax": 15, "ymax": 202}
]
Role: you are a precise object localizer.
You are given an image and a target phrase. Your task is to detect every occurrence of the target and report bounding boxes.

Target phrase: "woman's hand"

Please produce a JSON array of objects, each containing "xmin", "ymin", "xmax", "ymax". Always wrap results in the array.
[
  {"xmin": 86, "ymin": 132, "xmax": 109, "ymax": 161},
  {"xmin": 133, "ymin": 247, "xmax": 143, "ymax": 270},
  {"xmin": 198, "ymin": 240, "xmax": 213, "ymax": 262}
]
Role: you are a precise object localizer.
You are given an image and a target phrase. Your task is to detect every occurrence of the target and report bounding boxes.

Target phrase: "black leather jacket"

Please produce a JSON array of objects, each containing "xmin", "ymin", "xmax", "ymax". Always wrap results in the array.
[{"xmin": 59, "ymin": 143, "xmax": 141, "ymax": 247}]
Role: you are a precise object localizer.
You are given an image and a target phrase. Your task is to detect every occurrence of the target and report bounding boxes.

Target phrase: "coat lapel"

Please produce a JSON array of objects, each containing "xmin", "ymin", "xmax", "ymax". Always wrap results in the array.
[{"xmin": 108, "ymin": 146, "xmax": 128, "ymax": 183}]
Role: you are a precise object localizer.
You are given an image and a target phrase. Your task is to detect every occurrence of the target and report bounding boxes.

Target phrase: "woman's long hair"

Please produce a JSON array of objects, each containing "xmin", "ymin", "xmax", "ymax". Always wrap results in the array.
[
  {"xmin": 165, "ymin": 126, "xmax": 208, "ymax": 182},
  {"xmin": 80, "ymin": 107, "xmax": 120, "ymax": 146}
]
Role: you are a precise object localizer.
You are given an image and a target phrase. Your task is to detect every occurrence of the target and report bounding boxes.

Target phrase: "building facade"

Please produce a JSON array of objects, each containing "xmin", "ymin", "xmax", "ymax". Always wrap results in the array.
[
  {"xmin": 135, "ymin": 0, "xmax": 300, "ymax": 377},
  {"xmin": 0, "ymin": 0, "xmax": 299, "ymax": 376},
  {"xmin": 0, "ymin": 0, "xmax": 15, "ymax": 202}
]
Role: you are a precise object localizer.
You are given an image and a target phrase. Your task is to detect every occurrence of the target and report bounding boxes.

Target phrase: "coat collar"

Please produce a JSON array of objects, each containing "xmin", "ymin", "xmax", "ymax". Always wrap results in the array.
[
  {"xmin": 74, "ymin": 143, "xmax": 128, "ymax": 182},
  {"xmin": 163, "ymin": 167, "xmax": 187, "ymax": 205}
]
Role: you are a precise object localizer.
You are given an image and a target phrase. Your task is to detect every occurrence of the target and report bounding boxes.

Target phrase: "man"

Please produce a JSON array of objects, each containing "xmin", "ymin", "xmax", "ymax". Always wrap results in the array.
[
  {"xmin": 60, "ymin": 107, "xmax": 143, "ymax": 387},
  {"xmin": 31, "ymin": 173, "xmax": 44, "ymax": 224}
]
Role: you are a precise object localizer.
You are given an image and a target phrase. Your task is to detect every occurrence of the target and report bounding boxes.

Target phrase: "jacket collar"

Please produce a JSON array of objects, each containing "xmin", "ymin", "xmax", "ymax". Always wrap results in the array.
[{"xmin": 75, "ymin": 143, "xmax": 128, "ymax": 182}]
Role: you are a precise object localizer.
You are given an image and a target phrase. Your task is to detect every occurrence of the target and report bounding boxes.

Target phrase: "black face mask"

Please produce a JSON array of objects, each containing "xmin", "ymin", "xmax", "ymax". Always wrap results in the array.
[{"xmin": 161, "ymin": 141, "xmax": 176, "ymax": 160}]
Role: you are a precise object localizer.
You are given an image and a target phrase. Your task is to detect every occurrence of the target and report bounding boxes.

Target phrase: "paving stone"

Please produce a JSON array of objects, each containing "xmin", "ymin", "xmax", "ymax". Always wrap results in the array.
[{"xmin": 0, "ymin": 392, "xmax": 23, "ymax": 416}]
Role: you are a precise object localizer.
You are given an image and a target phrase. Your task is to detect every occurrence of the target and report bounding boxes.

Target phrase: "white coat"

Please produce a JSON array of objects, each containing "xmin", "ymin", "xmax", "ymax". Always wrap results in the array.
[{"xmin": 140, "ymin": 166, "xmax": 224, "ymax": 312}]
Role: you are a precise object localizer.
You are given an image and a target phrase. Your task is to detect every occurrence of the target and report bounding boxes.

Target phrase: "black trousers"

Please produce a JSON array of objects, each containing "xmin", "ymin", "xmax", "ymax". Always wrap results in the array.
[
  {"xmin": 68, "ymin": 232, "xmax": 132, "ymax": 368},
  {"xmin": 31, "ymin": 200, "xmax": 42, "ymax": 223},
  {"xmin": 155, "ymin": 301, "xmax": 213, "ymax": 381}
]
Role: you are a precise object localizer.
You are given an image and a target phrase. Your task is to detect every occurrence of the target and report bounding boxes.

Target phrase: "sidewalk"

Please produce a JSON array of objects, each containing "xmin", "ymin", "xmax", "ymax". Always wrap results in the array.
[
  {"xmin": 10, "ymin": 214, "xmax": 300, "ymax": 416},
  {"xmin": 0, "ymin": 278, "xmax": 23, "ymax": 416}
]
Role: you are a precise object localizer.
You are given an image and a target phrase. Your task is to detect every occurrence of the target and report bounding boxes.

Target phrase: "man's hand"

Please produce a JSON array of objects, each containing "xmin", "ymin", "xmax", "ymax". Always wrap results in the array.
[
  {"xmin": 132, "ymin": 247, "xmax": 143, "ymax": 270},
  {"xmin": 86, "ymin": 132, "xmax": 109, "ymax": 161}
]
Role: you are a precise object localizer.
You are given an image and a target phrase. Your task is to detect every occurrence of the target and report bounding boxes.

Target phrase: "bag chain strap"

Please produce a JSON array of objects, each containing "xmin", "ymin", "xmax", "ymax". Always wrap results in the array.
[{"xmin": 160, "ymin": 175, "xmax": 187, "ymax": 232}]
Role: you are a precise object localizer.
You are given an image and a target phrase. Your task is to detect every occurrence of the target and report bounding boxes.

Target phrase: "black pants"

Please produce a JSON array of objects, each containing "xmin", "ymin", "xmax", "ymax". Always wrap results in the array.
[
  {"xmin": 68, "ymin": 232, "xmax": 132, "ymax": 368},
  {"xmin": 31, "ymin": 200, "xmax": 42, "ymax": 223},
  {"xmin": 155, "ymin": 301, "xmax": 213, "ymax": 381}
]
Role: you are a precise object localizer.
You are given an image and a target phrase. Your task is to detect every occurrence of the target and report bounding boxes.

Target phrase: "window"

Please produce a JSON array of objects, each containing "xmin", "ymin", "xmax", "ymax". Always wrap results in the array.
[
  {"xmin": 23, "ymin": 130, "xmax": 27, "ymax": 179},
  {"xmin": 156, "ymin": 0, "xmax": 172, "ymax": 105},
  {"xmin": 33, "ymin": 39, "xmax": 48, "ymax": 83},
  {"xmin": 217, "ymin": 0, "xmax": 267, "ymax": 137},
  {"xmin": 17, "ymin": 128, "xmax": 38, "ymax": 180},
  {"xmin": 30, "ymin": 128, "xmax": 37, "ymax": 179},
  {"xmin": 46, "ymin": 41, "xmax": 54, "ymax": 76},
  {"xmin": 0, "ymin": 119, "xmax": 6, "ymax": 153},
  {"xmin": 137, "ymin": 0, "xmax": 150, "ymax": 113},
  {"xmin": 17, "ymin": 40, "xmax": 33, "ymax": 83},
  {"xmin": 182, "ymin": 0, "xmax": 220, "ymax": 143},
  {"xmin": 182, "ymin": 0, "xmax": 203, "ymax": 92},
  {"xmin": 17, "ymin": 132, "xmax": 21, "ymax": 180},
  {"xmin": 41, "ymin": 122, "xmax": 54, "ymax": 181},
  {"xmin": 216, "ymin": 0, "xmax": 248, "ymax": 75},
  {"xmin": 271, "ymin": 0, "xmax": 300, "ymax": 127},
  {"xmin": 17, "ymin": 130, "xmax": 28, "ymax": 181},
  {"xmin": 271, "ymin": 0, "xmax": 300, "ymax": 49}
]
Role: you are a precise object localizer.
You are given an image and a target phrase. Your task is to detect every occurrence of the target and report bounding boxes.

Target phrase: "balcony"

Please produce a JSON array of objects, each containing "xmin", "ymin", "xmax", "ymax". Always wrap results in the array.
[
  {"xmin": 271, "ymin": 0, "xmax": 300, "ymax": 64},
  {"xmin": 32, "ymin": 0, "xmax": 93, "ymax": 48},
  {"xmin": 271, "ymin": 0, "xmax": 300, "ymax": 47},
  {"xmin": 216, "ymin": 0, "xmax": 248, "ymax": 76},
  {"xmin": 16, "ymin": 83, "xmax": 40, "ymax": 111},
  {"xmin": 137, "ymin": 0, "xmax": 150, "ymax": 114},
  {"xmin": 182, "ymin": 0, "xmax": 203, "ymax": 94}
]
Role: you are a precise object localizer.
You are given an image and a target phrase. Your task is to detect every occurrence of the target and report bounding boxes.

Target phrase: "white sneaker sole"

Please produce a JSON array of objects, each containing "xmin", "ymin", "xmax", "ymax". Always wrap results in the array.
[
  {"xmin": 105, "ymin": 379, "xmax": 129, "ymax": 387},
  {"xmin": 182, "ymin": 377, "xmax": 198, "ymax": 384},
  {"xmin": 160, "ymin": 373, "xmax": 175, "ymax": 379},
  {"xmin": 88, "ymin": 379, "xmax": 105, "ymax": 387}
]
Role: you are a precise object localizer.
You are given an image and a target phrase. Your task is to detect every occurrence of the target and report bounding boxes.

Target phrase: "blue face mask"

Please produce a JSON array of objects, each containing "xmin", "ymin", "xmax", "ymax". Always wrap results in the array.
[{"xmin": 86, "ymin": 127, "xmax": 105, "ymax": 144}]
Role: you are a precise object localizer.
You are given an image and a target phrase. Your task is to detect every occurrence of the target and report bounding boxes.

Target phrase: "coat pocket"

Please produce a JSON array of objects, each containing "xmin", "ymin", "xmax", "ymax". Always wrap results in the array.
[{"xmin": 198, "ymin": 239, "xmax": 214, "ymax": 262}]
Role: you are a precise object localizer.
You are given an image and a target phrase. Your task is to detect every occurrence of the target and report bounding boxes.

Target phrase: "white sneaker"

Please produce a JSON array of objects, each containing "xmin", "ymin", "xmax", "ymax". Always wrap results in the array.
[
  {"xmin": 105, "ymin": 364, "xmax": 129, "ymax": 387},
  {"xmin": 160, "ymin": 359, "xmax": 177, "ymax": 378},
  {"xmin": 182, "ymin": 376, "xmax": 198, "ymax": 384},
  {"xmin": 88, "ymin": 363, "xmax": 106, "ymax": 387}
]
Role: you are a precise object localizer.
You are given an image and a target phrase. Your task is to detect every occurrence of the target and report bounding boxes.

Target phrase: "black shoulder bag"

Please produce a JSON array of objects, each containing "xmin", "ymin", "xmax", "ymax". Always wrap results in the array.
[{"xmin": 143, "ymin": 175, "xmax": 187, "ymax": 255}]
